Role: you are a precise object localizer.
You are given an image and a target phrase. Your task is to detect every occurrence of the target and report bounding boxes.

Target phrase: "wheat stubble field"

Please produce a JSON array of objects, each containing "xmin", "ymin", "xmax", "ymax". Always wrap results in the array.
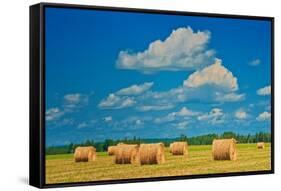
[{"xmin": 45, "ymin": 143, "xmax": 271, "ymax": 184}]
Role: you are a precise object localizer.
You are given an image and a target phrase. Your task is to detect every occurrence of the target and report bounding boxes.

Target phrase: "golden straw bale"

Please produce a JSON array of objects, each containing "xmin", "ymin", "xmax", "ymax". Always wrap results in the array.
[
  {"xmin": 257, "ymin": 142, "xmax": 265, "ymax": 149},
  {"xmin": 139, "ymin": 143, "xmax": 165, "ymax": 165},
  {"xmin": 212, "ymin": 138, "xmax": 237, "ymax": 161},
  {"xmin": 107, "ymin": 146, "xmax": 118, "ymax": 155},
  {"xmin": 74, "ymin": 146, "xmax": 96, "ymax": 162},
  {"xmin": 114, "ymin": 144, "xmax": 139, "ymax": 164},
  {"xmin": 170, "ymin": 142, "xmax": 188, "ymax": 155}
]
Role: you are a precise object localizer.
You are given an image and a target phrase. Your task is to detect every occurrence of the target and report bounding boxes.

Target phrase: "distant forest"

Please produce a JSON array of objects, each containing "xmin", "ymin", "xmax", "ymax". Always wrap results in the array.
[{"xmin": 46, "ymin": 131, "xmax": 271, "ymax": 155}]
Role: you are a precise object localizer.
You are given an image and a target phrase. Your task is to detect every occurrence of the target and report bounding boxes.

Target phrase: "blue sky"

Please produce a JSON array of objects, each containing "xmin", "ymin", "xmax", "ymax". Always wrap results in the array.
[{"xmin": 45, "ymin": 7, "xmax": 272, "ymax": 146}]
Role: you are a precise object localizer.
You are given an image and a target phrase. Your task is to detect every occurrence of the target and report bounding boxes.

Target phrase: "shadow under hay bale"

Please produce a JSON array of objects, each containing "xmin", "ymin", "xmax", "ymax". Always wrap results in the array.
[
  {"xmin": 139, "ymin": 143, "xmax": 165, "ymax": 165},
  {"xmin": 212, "ymin": 138, "xmax": 237, "ymax": 161},
  {"xmin": 114, "ymin": 144, "xmax": 139, "ymax": 164},
  {"xmin": 74, "ymin": 146, "xmax": 96, "ymax": 162},
  {"xmin": 257, "ymin": 142, "xmax": 265, "ymax": 149},
  {"xmin": 170, "ymin": 141, "xmax": 188, "ymax": 156}
]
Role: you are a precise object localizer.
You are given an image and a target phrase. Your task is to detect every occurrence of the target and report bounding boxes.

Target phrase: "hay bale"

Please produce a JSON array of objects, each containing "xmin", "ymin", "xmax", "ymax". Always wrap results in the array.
[
  {"xmin": 212, "ymin": 138, "xmax": 237, "ymax": 161},
  {"xmin": 257, "ymin": 142, "xmax": 265, "ymax": 149},
  {"xmin": 114, "ymin": 144, "xmax": 139, "ymax": 164},
  {"xmin": 108, "ymin": 146, "xmax": 118, "ymax": 155},
  {"xmin": 74, "ymin": 146, "xmax": 96, "ymax": 162},
  {"xmin": 139, "ymin": 143, "xmax": 165, "ymax": 165},
  {"xmin": 117, "ymin": 142, "xmax": 124, "ymax": 146},
  {"xmin": 170, "ymin": 142, "xmax": 188, "ymax": 155}
]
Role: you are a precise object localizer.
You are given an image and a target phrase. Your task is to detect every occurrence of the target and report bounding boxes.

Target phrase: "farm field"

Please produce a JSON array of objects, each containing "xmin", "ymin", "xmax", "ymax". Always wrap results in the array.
[{"xmin": 45, "ymin": 143, "xmax": 271, "ymax": 184}]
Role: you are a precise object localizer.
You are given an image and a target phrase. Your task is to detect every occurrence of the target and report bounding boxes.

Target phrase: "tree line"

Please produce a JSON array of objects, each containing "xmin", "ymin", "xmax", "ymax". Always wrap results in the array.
[{"xmin": 46, "ymin": 131, "xmax": 271, "ymax": 155}]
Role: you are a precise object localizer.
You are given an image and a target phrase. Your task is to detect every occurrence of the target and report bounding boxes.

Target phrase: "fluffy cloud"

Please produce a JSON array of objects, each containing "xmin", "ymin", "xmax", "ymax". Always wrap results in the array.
[
  {"xmin": 176, "ymin": 107, "xmax": 200, "ymax": 116},
  {"xmin": 46, "ymin": 108, "xmax": 64, "ymax": 122},
  {"xmin": 141, "ymin": 87, "xmax": 187, "ymax": 105},
  {"xmin": 235, "ymin": 109, "xmax": 248, "ymax": 120},
  {"xmin": 99, "ymin": 82, "xmax": 155, "ymax": 109},
  {"xmin": 115, "ymin": 116, "xmax": 148, "ymax": 129},
  {"xmin": 64, "ymin": 93, "xmax": 81, "ymax": 103},
  {"xmin": 77, "ymin": 119, "xmax": 97, "ymax": 129},
  {"xmin": 257, "ymin": 85, "xmax": 271, "ymax": 96},
  {"xmin": 172, "ymin": 121, "xmax": 189, "ymax": 130},
  {"xmin": 137, "ymin": 104, "xmax": 174, "ymax": 111},
  {"xmin": 100, "ymin": 58, "xmax": 244, "ymax": 111},
  {"xmin": 77, "ymin": 122, "xmax": 88, "ymax": 129},
  {"xmin": 215, "ymin": 92, "xmax": 245, "ymax": 102},
  {"xmin": 197, "ymin": 108, "xmax": 225, "ymax": 124},
  {"xmin": 104, "ymin": 116, "xmax": 113, "ymax": 122},
  {"xmin": 117, "ymin": 27, "xmax": 215, "ymax": 72},
  {"xmin": 116, "ymin": 82, "xmax": 153, "ymax": 96},
  {"xmin": 256, "ymin": 111, "xmax": 271, "ymax": 121},
  {"xmin": 183, "ymin": 59, "xmax": 238, "ymax": 91},
  {"xmin": 154, "ymin": 113, "xmax": 177, "ymax": 124},
  {"xmin": 154, "ymin": 107, "xmax": 199, "ymax": 124},
  {"xmin": 249, "ymin": 59, "xmax": 261, "ymax": 66},
  {"xmin": 46, "ymin": 93, "xmax": 92, "ymax": 126},
  {"xmin": 98, "ymin": 94, "xmax": 136, "ymax": 109},
  {"xmin": 135, "ymin": 119, "xmax": 144, "ymax": 126},
  {"xmin": 64, "ymin": 93, "xmax": 89, "ymax": 109}
]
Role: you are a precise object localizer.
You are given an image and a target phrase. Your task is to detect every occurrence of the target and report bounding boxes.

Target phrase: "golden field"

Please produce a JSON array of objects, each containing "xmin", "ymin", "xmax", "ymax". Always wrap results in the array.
[{"xmin": 46, "ymin": 143, "xmax": 271, "ymax": 184}]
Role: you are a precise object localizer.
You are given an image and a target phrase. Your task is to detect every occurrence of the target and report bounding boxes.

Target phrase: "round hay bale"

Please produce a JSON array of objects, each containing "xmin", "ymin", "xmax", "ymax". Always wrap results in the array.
[
  {"xmin": 212, "ymin": 138, "xmax": 237, "ymax": 161},
  {"xmin": 257, "ymin": 142, "xmax": 265, "ymax": 149},
  {"xmin": 170, "ymin": 142, "xmax": 188, "ymax": 155},
  {"xmin": 139, "ymin": 143, "xmax": 165, "ymax": 165},
  {"xmin": 74, "ymin": 146, "xmax": 96, "ymax": 162},
  {"xmin": 114, "ymin": 144, "xmax": 139, "ymax": 164},
  {"xmin": 108, "ymin": 146, "xmax": 118, "ymax": 155}
]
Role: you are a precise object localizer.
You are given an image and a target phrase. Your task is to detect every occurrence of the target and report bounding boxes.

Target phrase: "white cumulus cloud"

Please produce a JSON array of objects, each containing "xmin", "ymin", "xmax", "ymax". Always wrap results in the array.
[
  {"xmin": 63, "ymin": 93, "xmax": 89, "ymax": 109},
  {"xmin": 154, "ymin": 107, "xmax": 199, "ymax": 124},
  {"xmin": 183, "ymin": 59, "xmax": 238, "ymax": 91},
  {"xmin": 98, "ymin": 94, "xmax": 135, "ymax": 109},
  {"xmin": 77, "ymin": 122, "xmax": 88, "ymax": 129},
  {"xmin": 117, "ymin": 27, "xmax": 215, "ymax": 72},
  {"xmin": 249, "ymin": 59, "xmax": 261, "ymax": 66},
  {"xmin": 172, "ymin": 121, "xmax": 189, "ymax": 130},
  {"xmin": 64, "ymin": 93, "xmax": 81, "ymax": 103},
  {"xmin": 135, "ymin": 119, "xmax": 144, "ymax": 126},
  {"xmin": 176, "ymin": 107, "xmax": 200, "ymax": 116},
  {"xmin": 198, "ymin": 108, "xmax": 225, "ymax": 124},
  {"xmin": 256, "ymin": 111, "xmax": 271, "ymax": 121},
  {"xmin": 215, "ymin": 92, "xmax": 245, "ymax": 102},
  {"xmin": 46, "ymin": 107, "xmax": 64, "ymax": 122},
  {"xmin": 104, "ymin": 116, "xmax": 113, "ymax": 122},
  {"xmin": 235, "ymin": 109, "xmax": 248, "ymax": 120},
  {"xmin": 137, "ymin": 104, "xmax": 174, "ymax": 111},
  {"xmin": 257, "ymin": 85, "xmax": 271, "ymax": 96},
  {"xmin": 100, "ymin": 57, "xmax": 244, "ymax": 110},
  {"xmin": 154, "ymin": 113, "xmax": 177, "ymax": 124},
  {"xmin": 116, "ymin": 82, "xmax": 153, "ymax": 96}
]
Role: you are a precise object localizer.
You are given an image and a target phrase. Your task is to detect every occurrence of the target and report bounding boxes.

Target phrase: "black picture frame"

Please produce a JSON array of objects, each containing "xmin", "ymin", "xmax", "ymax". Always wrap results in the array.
[{"xmin": 29, "ymin": 2, "xmax": 275, "ymax": 189}]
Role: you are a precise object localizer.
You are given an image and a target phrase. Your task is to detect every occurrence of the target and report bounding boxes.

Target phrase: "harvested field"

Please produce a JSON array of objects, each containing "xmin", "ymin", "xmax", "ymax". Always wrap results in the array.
[{"xmin": 46, "ymin": 143, "xmax": 271, "ymax": 184}]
